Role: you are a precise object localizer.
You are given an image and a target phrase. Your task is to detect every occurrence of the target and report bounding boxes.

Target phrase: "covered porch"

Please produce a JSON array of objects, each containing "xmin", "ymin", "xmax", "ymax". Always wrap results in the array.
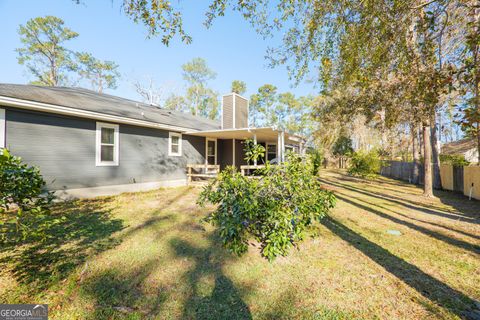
[{"xmin": 185, "ymin": 127, "xmax": 306, "ymax": 183}]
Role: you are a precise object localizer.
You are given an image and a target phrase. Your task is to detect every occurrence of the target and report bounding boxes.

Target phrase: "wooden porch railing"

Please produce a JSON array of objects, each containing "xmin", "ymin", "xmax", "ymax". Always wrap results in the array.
[
  {"xmin": 187, "ymin": 164, "xmax": 220, "ymax": 185},
  {"xmin": 240, "ymin": 165, "xmax": 266, "ymax": 176}
]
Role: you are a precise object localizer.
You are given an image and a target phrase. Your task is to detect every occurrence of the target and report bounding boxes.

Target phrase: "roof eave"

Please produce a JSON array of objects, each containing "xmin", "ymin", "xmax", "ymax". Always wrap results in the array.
[
  {"xmin": 185, "ymin": 126, "xmax": 306, "ymax": 143},
  {"xmin": 0, "ymin": 95, "xmax": 199, "ymax": 133}
]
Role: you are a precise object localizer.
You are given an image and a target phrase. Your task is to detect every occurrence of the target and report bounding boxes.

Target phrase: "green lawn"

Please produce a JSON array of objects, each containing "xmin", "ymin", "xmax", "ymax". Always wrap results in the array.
[{"xmin": 1, "ymin": 170, "xmax": 479, "ymax": 319}]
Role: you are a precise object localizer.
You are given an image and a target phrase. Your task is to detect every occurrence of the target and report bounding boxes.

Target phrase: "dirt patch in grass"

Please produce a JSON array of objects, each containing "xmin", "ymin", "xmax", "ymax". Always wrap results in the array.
[{"xmin": 1, "ymin": 174, "xmax": 479, "ymax": 319}]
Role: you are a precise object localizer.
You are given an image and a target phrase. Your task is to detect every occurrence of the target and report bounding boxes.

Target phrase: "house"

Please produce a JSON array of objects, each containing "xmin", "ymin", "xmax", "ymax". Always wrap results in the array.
[
  {"xmin": 0, "ymin": 84, "xmax": 305, "ymax": 198},
  {"xmin": 441, "ymin": 138, "xmax": 479, "ymax": 163}
]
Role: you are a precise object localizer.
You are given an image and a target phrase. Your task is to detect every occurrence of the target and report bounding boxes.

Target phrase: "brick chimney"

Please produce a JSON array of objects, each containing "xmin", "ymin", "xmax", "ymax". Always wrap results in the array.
[{"xmin": 221, "ymin": 93, "xmax": 249, "ymax": 129}]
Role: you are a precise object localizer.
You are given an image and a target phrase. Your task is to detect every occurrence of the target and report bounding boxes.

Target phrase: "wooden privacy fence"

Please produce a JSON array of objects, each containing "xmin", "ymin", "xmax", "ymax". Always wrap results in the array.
[
  {"xmin": 380, "ymin": 161, "xmax": 424, "ymax": 185},
  {"xmin": 439, "ymin": 165, "xmax": 464, "ymax": 193},
  {"xmin": 461, "ymin": 166, "xmax": 479, "ymax": 199},
  {"xmin": 453, "ymin": 166, "xmax": 464, "ymax": 193},
  {"xmin": 338, "ymin": 157, "xmax": 348, "ymax": 169},
  {"xmin": 186, "ymin": 164, "xmax": 220, "ymax": 185},
  {"xmin": 381, "ymin": 161, "xmax": 480, "ymax": 200}
]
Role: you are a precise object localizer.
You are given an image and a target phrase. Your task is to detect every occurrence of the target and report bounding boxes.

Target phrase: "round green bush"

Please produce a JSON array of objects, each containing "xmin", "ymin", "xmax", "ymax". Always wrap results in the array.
[{"xmin": 198, "ymin": 153, "xmax": 336, "ymax": 261}]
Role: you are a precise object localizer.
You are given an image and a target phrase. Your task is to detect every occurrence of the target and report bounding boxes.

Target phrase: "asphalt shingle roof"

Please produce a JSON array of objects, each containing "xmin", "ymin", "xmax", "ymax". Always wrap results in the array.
[
  {"xmin": 0, "ymin": 83, "xmax": 221, "ymax": 131},
  {"xmin": 442, "ymin": 138, "xmax": 476, "ymax": 155}
]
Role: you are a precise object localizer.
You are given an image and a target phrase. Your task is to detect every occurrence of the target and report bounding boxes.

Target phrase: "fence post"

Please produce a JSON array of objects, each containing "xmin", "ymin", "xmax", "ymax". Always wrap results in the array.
[{"xmin": 187, "ymin": 166, "xmax": 192, "ymax": 184}]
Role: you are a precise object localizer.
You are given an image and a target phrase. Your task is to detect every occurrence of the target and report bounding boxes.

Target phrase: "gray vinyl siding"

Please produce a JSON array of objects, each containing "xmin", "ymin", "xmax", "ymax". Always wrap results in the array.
[
  {"xmin": 4, "ymin": 107, "xmax": 205, "ymax": 190},
  {"xmin": 216, "ymin": 139, "xmax": 223, "ymax": 168},
  {"xmin": 219, "ymin": 139, "xmax": 232, "ymax": 170},
  {"xmin": 234, "ymin": 139, "xmax": 248, "ymax": 168}
]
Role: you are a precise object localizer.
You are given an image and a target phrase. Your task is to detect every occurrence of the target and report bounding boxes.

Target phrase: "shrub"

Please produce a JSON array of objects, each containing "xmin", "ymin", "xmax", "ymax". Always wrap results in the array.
[
  {"xmin": 308, "ymin": 148, "xmax": 324, "ymax": 176},
  {"xmin": 347, "ymin": 150, "xmax": 381, "ymax": 178},
  {"xmin": 332, "ymin": 136, "xmax": 353, "ymax": 156},
  {"xmin": 198, "ymin": 153, "xmax": 336, "ymax": 261},
  {"xmin": 243, "ymin": 139, "xmax": 266, "ymax": 164},
  {"xmin": 440, "ymin": 154, "xmax": 470, "ymax": 166},
  {"xmin": 0, "ymin": 149, "xmax": 53, "ymax": 240}
]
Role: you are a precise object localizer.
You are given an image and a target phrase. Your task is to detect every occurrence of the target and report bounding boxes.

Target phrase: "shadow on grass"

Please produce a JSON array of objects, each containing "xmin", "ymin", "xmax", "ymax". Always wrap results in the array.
[
  {"xmin": 438, "ymin": 191, "xmax": 480, "ymax": 221},
  {"xmin": 334, "ymin": 194, "xmax": 480, "ymax": 255},
  {"xmin": 76, "ymin": 219, "xmax": 251, "ymax": 319},
  {"xmin": 322, "ymin": 217, "xmax": 479, "ymax": 319},
  {"xmin": 326, "ymin": 177, "xmax": 480, "ymax": 241},
  {"xmin": 320, "ymin": 178, "xmax": 480, "ymax": 224},
  {"xmin": 80, "ymin": 258, "xmax": 169, "ymax": 319},
  {"xmin": 0, "ymin": 199, "xmax": 124, "ymax": 294},
  {"xmin": 171, "ymin": 231, "xmax": 252, "ymax": 320},
  {"xmin": 342, "ymin": 192, "xmax": 480, "ymax": 241}
]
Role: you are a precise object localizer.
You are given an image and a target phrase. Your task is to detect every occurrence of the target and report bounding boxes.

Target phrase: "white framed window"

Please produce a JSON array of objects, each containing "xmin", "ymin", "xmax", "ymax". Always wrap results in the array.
[
  {"xmin": 96, "ymin": 122, "xmax": 119, "ymax": 166},
  {"xmin": 0, "ymin": 108, "xmax": 5, "ymax": 149},
  {"xmin": 169, "ymin": 132, "xmax": 182, "ymax": 156},
  {"xmin": 266, "ymin": 143, "xmax": 277, "ymax": 162},
  {"xmin": 206, "ymin": 138, "xmax": 217, "ymax": 165}
]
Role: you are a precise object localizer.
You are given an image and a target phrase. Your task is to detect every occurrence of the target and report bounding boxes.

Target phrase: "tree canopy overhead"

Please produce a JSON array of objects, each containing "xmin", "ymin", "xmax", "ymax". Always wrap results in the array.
[
  {"xmin": 73, "ymin": 0, "xmax": 480, "ymax": 192},
  {"xmin": 231, "ymin": 80, "xmax": 247, "ymax": 95},
  {"xmin": 76, "ymin": 52, "xmax": 120, "ymax": 93},
  {"xmin": 17, "ymin": 16, "xmax": 78, "ymax": 86},
  {"xmin": 182, "ymin": 57, "xmax": 219, "ymax": 119},
  {"xmin": 17, "ymin": 15, "xmax": 121, "ymax": 92}
]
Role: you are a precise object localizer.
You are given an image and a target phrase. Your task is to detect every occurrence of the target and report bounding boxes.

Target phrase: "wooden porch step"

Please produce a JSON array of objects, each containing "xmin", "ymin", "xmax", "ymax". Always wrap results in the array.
[{"xmin": 187, "ymin": 174, "xmax": 217, "ymax": 178}]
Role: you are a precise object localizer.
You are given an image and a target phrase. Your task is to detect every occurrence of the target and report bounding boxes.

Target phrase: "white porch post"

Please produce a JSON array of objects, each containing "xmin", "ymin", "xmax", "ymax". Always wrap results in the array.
[
  {"xmin": 204, "ymin": 137, "xmax": 208, "ymax": 165},
  {"xmin": 253, "ymin": 133, "xmax": 257, "ymax": 165},
  {"xmin": 277, "ymin": 131, "xmax": 282, "ymax": 163},
  {"xmin": 233, "ymin": 138, "xmax": 236, "ymax": 167},
  {"xmin": 281, "ymin": 131, "xmax": 285, "ymax": 162}
]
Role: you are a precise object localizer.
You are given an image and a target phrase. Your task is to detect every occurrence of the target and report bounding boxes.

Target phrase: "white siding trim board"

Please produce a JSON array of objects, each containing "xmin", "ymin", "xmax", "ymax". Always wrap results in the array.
[
  {"xmin": 0, "ymin": 108, "xmax": 5, "ymax": 149},
  {"xmin": 233, "ymin": 93, "xmax": 236, "ymax": 129}
]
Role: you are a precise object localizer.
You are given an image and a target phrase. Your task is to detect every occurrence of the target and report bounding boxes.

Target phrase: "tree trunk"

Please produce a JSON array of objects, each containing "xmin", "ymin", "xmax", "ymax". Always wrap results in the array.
[
  {"xmin": 412, "ymin": 124, "xmax": 420, "ymax": 184},
  {"xmin": 419, "ymin": 128, "xmax": 424, "ymax": 159},
  {"xmin": 431, "ymin": 112, "xmax": 442, "ymax": 189},
  {"xmin": 477, "ymin": 126, "xmax": 480, "ymax": 164},
  {"xmin": 423, "ymin": 123, "xmax": 434, "ymax": 197},
  {"xmin": 469, "ymin": 0, "xmax": 480, "ymax": 164}
]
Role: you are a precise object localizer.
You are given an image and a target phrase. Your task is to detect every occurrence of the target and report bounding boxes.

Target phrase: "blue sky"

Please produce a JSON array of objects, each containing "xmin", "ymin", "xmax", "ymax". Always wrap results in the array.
[{"xmin": 0, "ymin": 0, "xmax": 316, "ymax": 102}]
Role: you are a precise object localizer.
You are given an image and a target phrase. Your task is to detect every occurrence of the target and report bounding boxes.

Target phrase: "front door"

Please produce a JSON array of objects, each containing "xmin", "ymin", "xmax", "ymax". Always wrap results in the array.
[{"xmin": 206, "ymin": 139, "xmax": 217, "ymax": 165}]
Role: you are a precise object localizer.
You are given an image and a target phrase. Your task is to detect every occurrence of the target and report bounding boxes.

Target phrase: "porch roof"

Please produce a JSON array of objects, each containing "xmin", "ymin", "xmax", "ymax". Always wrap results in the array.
[{"xmin": 184, "ymin": 127, "xmax": 304, "ymax": 144}]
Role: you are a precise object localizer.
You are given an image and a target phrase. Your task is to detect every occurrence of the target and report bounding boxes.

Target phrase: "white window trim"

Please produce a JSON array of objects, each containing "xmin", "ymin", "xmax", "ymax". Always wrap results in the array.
[
  {"xmin": 266, "ymin": 142, "xmax": 277, "ymax": 161},
  {"xmin": 96, "ymin": 122, "xmax": 119, "ymax": 166},
  {"xmin": 0, "ymin": 108, "xmax": 5, "ymax": 149},
  {"xmin": 168, "ymin": 132, "xmax": 182, "ymax": 157},
  {"xmin": 205, "ymin": 138, "xmax": 217, "ymax": 165}
]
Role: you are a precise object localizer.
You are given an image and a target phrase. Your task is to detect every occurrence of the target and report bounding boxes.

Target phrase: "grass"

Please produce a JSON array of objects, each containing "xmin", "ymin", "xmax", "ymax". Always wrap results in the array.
[{"xmin": 0, "ymin": 170, "xmax": 479, "ymax": 319}]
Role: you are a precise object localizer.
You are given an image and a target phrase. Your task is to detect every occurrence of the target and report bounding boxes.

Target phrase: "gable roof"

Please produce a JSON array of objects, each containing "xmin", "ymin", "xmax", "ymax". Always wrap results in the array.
[
  {"xmin": 442, "ymin": 138, "xmax": 477, "ymax": 155},
  {"xmin": 0, "ymin": 83, "xmax": 220, "ymax": 131}
]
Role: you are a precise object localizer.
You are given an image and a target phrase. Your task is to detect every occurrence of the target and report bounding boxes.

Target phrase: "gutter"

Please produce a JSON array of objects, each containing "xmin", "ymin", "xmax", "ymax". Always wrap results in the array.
[{"xmin": 0, "ymin": 95, "xmax": 196, "ymax": 133}]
